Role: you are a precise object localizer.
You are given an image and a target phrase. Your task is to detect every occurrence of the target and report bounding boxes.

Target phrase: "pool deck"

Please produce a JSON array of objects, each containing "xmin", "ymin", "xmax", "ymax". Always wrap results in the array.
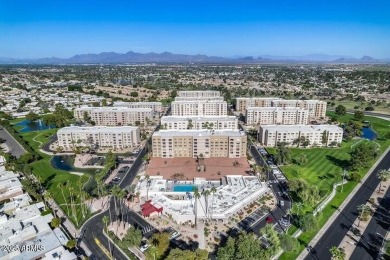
[{"xmin": 146, "ymin": 157, "xmax": 251, "ymax": 180}]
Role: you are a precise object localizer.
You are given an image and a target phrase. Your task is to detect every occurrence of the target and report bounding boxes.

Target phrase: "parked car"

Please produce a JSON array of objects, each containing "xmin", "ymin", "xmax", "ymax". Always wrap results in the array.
[
  {"xmin": 266, "ymin": 217, "xmax": 273, "ymax": 223},
  {"xmin": 170, "ymin": 231, "xmax": 180, "ymax": 240},
  {"xmin": 140, "ymin": 244, "xmax": 150, "ymax": 252}
]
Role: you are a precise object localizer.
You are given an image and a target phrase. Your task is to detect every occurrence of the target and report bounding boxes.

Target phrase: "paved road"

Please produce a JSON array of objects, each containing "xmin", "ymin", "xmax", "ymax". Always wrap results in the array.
[
  {"xmin": 249, "ymin": 145, "xmax": 292, "ymax": 234},
  {"xmin": 305, "ymin": 149, "xmax": 390, "ymax": 260},
  {"xmin": 350, "ymin": 186, "xmax": 390, "ymax": 260},
  {"xmin": 0, "ymin": 125, "xmax": 26, "ymax": 158},
  {"xmin": 81, "ymin": 141, "xmax": 155, "ymax": 260}
]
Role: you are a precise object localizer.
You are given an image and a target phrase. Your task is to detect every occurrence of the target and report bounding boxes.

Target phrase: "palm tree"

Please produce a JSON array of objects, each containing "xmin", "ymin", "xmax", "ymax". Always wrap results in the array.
[
  {"xmin": 202, "ymin": 189, "xmax": 211, "ymax": 218},
  {"xmin": 210, "ymin": 186, "xmax": 217, "ymax": 220},
  {"xmin": 193, "ymin": 187, "xmax": 201, "ymax": 227},
  {"xmin": 357, "ymin": 204, "xmax": 371, "ymax": 227},
  {"xmin": 329, "ymin": 246, "xmax": 345, "ymax": 260},
  {"xmin": 145, "ymin": 175, "xmax": 151, "ymax": 201},
  {"xmin": 102, "ymin": 215, "xmax": 112, "ymax": 257},
  {"xmin": 340, "ymin": 168, "xmax": 348, "ymax": 193},
  {"xmin": 111, "ymin": 185, "xmax": 121, "ymax": 221},
  {"xmin": 58, "ymin": 182, "xmax": 69, "ymax": 214},
  {"xmin": 377, "ymin": 169, "xmax": 390, "ymax": 193}
]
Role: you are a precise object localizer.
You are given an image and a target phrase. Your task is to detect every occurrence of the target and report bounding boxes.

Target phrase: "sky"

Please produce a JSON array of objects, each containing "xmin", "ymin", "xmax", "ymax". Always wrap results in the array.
[{"xmin": 1, "ymin": 0, "xmax": 390, "ymax": 59}]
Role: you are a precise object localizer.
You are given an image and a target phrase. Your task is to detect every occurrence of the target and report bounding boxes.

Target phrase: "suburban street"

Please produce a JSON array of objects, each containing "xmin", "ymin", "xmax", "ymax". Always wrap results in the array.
[
  {"xmin": 249, "ymin": 145, "xmax": 292, "ymax": 234},
  {"xmin": 350, "ymin": 186, "xmax": 390, "ymax": 260},
  {"xmin": 305, "ymin": 149, "xmax": 390, "ymax": 260},
  {"xmin": 0, "ymin": 125, "xmax": 26, "ymax": 158}
]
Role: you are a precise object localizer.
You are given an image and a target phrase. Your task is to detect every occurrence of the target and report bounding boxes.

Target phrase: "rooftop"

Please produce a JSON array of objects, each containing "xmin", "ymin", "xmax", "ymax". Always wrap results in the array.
[
  {"xmin": 160, "ymin": 115, "xmax": 237, "ymax": 122},
  {"xmin": 260, "ymin": 124, "xmax": 343, "ymax": 132},
  {"xmin": 58, "ymin": 125, "xmax": 139, "ymax": 134},
  {"xmin": 76, "ymin": 106, "xmax": 152, "ymax": 112},
  {"xmin": 152, "ymin": 129, "xmax": 245, "ymax": 137}
]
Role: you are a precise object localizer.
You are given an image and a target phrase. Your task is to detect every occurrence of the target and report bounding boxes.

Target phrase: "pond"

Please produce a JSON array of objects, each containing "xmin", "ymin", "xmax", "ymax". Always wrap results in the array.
[
  {"xmin": 15, "ymin": 119, "xmax": 54, "ymax": 133},
  {"xmin": 51, "ymin": 155, "xmax": 98, "ymax": 191},
  {"xmin": 361, "ymin": 126, "xmax": 377, "ymax": 141}
]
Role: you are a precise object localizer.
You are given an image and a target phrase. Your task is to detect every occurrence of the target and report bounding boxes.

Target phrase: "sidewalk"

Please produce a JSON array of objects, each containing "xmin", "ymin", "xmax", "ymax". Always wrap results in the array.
[{"xmin": 297, "ymin": 146, "xmax": 390, "ymax": 260}]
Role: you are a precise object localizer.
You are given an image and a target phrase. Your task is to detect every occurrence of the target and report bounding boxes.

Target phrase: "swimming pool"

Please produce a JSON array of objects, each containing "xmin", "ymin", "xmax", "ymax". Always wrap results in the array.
[{"xmin": 173, "ymin": 185, "xmax": 196, "ymax": 192}]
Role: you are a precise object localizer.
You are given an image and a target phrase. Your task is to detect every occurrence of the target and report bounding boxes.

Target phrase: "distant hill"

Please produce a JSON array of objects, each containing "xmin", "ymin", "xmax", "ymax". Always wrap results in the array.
[{"xmin": 0, "ymin": 51, "xmax": 387, "ymax": 64}]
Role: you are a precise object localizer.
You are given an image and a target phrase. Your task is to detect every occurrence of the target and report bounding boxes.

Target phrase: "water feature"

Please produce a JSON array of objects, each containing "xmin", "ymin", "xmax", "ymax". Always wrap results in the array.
[
  {"xmin": 173, "ymin": 184, "xmax": 197, "ymax": 192},
  {"xmin": 51, "ymin": 155, "xmax": 98, "ymax": 191},
  {"xmin": 15, "ymin": 119, "xmax": 54, "ymax": 133},
  {"xmin": 361, "ymin": 126, "xmax": 377, "ymax": 141}
]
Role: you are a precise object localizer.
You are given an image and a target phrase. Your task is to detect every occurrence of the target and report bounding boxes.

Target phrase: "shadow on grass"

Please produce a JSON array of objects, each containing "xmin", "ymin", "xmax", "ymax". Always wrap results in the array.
[
  {"xmin": 42, "ymin": 174, "xmax": 56, "ymax": 189},
  {"xmin": 326, "ymin": 155, "xmax": 350, "ymax": 169}
]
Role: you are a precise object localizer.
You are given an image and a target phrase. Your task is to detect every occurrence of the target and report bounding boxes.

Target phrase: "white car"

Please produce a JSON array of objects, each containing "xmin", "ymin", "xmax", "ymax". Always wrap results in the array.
[
  {"xmin": 169, "ymin": 231, "xmax": 180, "ymax": 239},
  {"xmin": 140, "ymin": 244, "xmax": 150, "ymax": 253}
]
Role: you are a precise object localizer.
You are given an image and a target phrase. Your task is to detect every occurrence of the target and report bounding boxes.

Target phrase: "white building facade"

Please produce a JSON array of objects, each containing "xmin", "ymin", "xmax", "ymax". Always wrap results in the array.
[
  {"xmin": 160, "ymin": 116, "xmax": 238, "ymax": 130},
  {"xmin": 171, "ymin": 100, "xmax": 227, "ymax": 116},
  {"xmin": 57, "ymin": 126, "xmax": 140, "ymax": 150},
  {"xmin": 152, "ymin": 130, "xmax": 247, "ymax": 158},
  {"xmin": 74, "ymin": 106, "xmax": 153, "ymax": 126},
  {"xmin": 113, "ymin": 101, "xmax": 163, "ymax": 113},
  {"xmin": 258, "ymin": 125, "xmax": 343, "ymax": 147},
  {"xmin": 245, "ymin": 107, "xmax": 309, "ymax": 125}
]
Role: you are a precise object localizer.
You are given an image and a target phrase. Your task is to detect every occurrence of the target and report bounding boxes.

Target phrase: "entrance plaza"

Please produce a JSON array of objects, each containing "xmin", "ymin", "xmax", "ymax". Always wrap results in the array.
[
  {"xmin": 145, "ymin": 157, "xmax": 251, "ymax": 180},
  {"xmin": 136, "ymin": 175, "xmax": 269, "ymax": 225}
]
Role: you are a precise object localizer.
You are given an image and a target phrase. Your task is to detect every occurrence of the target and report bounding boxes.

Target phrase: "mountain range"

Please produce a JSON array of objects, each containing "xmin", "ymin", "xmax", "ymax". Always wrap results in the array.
[{"xmin": 0, "ymin": 51, "xmax": 388, "ymax": 64}]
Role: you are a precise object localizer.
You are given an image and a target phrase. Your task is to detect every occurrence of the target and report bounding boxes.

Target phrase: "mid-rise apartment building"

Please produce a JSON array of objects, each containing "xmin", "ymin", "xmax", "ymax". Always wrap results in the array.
[
  {"xmin": 160, "ymin": 116, "xmax": 238, "ymax": 130},
  {"xmin": 74, "ymin": 106, "xmax": 153, "ymax": 126},
  {"xmin": 258, "ymin": 125, "xmax": 343, "ymax": 147},
  {"xmin": 236, "ymin": 97, "xmax": 327, "ymax": 119},
  {"xmin": 177, "ymin": 90, "xmax": 221, "ymax": 98},
  {"xmin": 113, "ymin": 101, "xmax": 163, "ymax": 113},
  {"xmin": 57, "ymin": 126, "xmax": 140, "ymax": 150},
  {"xmin": 171, "ymin": 100, "xmax": 227, "ymax": 116},
  {"xmin": 272, "ymin": 99, "xmax": 327, "ymax": 118},
  {"xmin": 245, "ymin": 107, "xmax": 309, "ymax": 125},
  {"xmin": 152, "ymin": 130, "xmax": 247, "ymax": 158},
  {"xmin": 174, "ymin": 96, "xmax": 225, "ymax": 102},
  {"xmin": 236, "ymin": 97, "xmax": 280, "ymax": 112}
]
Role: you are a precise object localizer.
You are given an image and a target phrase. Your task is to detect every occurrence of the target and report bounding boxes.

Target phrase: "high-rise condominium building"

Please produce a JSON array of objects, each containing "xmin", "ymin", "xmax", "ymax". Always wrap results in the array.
[
  {"xmin": 177, "ymin": 90, "xmax": 221, "ymax": 98},
  {"xmin": 258, "ymin": 125, "xmax": 343, "ymax": 147},
  {"xmin": 245, "ymin": 107, "xmax": 309, "ymax": 125},
  {"xmin": 152, "ymin": 130, "xmax": 247, "ymax": 158},
  {"xmin": 74, "ymin": 106, "xmax": 153, "ymax": 126},
  {"xmin": 160, "ymin": 116, "xmax": 238, "ymax": 130},
  {"xmin": 171, "ymin": 100, "xmax": 227, "ymax": 116},
  {"xmin": 174, "ymin": 96, "xmax": 225, "ymax": 102},
  {"xmin": 236, "ymin": 97, "xmax": 327, "ymax": 119},
  {"xmin": 112, "ymin": 101, "xmax": 163, "ymax": 113},
  {"xmin": 57, "ymin": 126, "xmax": 140, "ymax": 150}
]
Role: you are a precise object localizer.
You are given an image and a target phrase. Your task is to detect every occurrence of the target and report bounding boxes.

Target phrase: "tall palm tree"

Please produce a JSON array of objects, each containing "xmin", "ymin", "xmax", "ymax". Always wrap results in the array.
[
  {"xmin": 210, "ymin": 186, "xmax": 217, "ymax": 220},
  {"xmin": 357, "ymin": 204, "xmax": 371, "ymax": 227},
  {"xmin": 102, "ymin": 215, "xmax": 112, "ymax": 257},
  {"xmin": 58, "ymin": 182, "xmax": 69, "ymax": 214},
  {"xmin": 193, "ymin": 187, "xmax": 201, "ymax": 227},
  {"xmin": 329, "ymin": 246, "xmax": 345, "ymax": 260},
  {"xmin": 111, "ymin": 185, "xmax": 121, "ymax": 221},
  {"xmin": 377, "ymin": 169, "xmax": 390, "ymax": 193},
  {"xmin": 143, "ymin": 175, "xmax": 151, "ymax": 200},
  {"xmin": 202, "ymin": 189, "xmax": 211, "ymax": 218}
]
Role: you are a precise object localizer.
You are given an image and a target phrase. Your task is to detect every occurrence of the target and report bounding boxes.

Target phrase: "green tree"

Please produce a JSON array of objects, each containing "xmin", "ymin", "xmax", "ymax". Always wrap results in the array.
[
  {"xmin": 377, "ymin": 169, "xmax": 390, "ymax": 193},
  {"xmin": 26, "ymin": 111, "xmax": 40, "ymax": 122},
  {"xmin": 357, "ymin": 204, "xmax": 371, "ymax": 226},
  {"xmin": 166, "ymin": 248, "xmax": 208, "ymax": 260},
  {"xmin": 50, "ymin": 217, "xmax": 61, "ymax": 228},
  {"xmin": 295, "ymin": 153, "xmax": 308, "ymax": 165},
  {"xmin": 122, "ymin": 226, "xmax": 142, "ymax": 247},
  {"xmin": 66, "ymin": 239, "xmax": 77, "ymax": 249},
  {"xmin": 235, "ymin": 233, "xmax": 264, "ymax": 260},
  {"xmin": 335, "ymin": 105, "xmax": 346, "ymax": 115},
  {"xmin": 298, "ymin": 214, "xmax": 318, "ymax": 232},
  {"xmin": 148, "ymin": 232, "xmax": 170, "ymax": 260},
  {"xmin": 217, "ymin": 237, "xmax": 236, "ymax": 260},
  {"xmin": 274, "ymin": 142, "xmax": 291, "ymax": 165},
  {"xmin": 349, "ymin": 142, "xmax": 378, "ymax": 170},
  {"xmin": 329, "ymin": 246, "xmax": 346, "ymax": 260},
  {"xmin": 279, "ymin": 233, "xmax": 300, "ymax": 252},
  {"xmin": 354, "ymin": 110, "xmax": 365, "ymax": 121}
]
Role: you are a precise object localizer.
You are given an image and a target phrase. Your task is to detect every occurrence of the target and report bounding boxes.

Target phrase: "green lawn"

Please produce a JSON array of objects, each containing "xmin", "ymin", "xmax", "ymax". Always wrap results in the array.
[
  {"xmin": 11, "ymin": 125, "xmax": 93, "ymax": 227},
  {"xmin": 275, "ymin": 112, "xmax": 390, "ymax": 259}
]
